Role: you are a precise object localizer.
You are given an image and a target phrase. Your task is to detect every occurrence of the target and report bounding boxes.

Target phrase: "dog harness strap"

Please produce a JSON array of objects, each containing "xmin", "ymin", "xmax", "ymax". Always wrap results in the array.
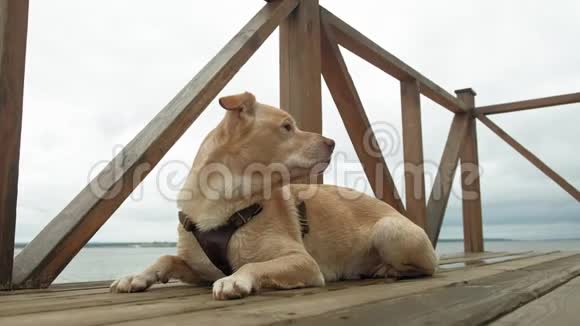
[
  {"xmin": 296, "ymin": 201, "xmax": 309, "ymax": 237},
  {"xmin": 178, "ymin": 201, "xmax": 309, "ymax": 276},
  {"xmin": 178, "ymin": 204, "xmax": 263, "ymax": 276}
]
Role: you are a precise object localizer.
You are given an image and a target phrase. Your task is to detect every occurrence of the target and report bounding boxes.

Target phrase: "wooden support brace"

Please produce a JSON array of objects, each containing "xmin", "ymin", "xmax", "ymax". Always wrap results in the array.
[
  {"xmin": 320, "ymin": 17, "xmax": 405, "ymax": 215},
  {"xmin": 426, "ymin": 113, "xmax": 471, "ymax": 245},
  {"xmin": 400, "ymin": 80, "xmax": 427, "ymax": 229},
  {"xmin": 0, "ymin": 0, "xmax": 29, "ymax": 290},
  {"xmin": 456, "ymin": 88, "xmax": 484, "ymax": 253},
  {"xmin": 476, "ymin": 113, "xmax": 580, "ymax": 201},
  {"xmin": 12, "ymin": 0, "xmax": 299, "ymax": 288}
]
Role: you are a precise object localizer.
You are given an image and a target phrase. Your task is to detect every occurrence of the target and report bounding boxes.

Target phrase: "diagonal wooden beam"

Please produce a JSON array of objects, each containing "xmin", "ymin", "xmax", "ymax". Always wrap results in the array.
[
  {"xmin": 12, "ymin": 0, "xmax": 299, "ymax": 288},
  {"xmin": 319, "ymin": 7, "xmax": 468, "ymax": 113},
  {"xmin": 478, "ymin": 92, "xmax": 580, "ymax": 115},
  {"xmin": 426, "ymin": 113, "xmax": 471, "ymax": 245},
  {"xmin": 320, "ymin": 17, "xmax": 405, "ymax": 215},
  {"xmin": 476, "ymin": 113, "xmax": 579, "ymax": 201},
  {"xmin": 0, "ymin": 0, "xmax": 29, "ymax": 290}
]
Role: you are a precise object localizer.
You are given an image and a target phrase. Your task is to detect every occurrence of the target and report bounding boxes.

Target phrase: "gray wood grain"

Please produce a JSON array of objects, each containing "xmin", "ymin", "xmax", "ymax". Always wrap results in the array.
[
  {"xmin": 104, "ymin": 252, "xmax": 579, "ymax": 326},
  {"xmin": 492, "ymin": 276, "xmax": 580, "ymax": 326},
  {"xmin": 293, "ymin": 254, "xmax": 580, "ymax": 326}
]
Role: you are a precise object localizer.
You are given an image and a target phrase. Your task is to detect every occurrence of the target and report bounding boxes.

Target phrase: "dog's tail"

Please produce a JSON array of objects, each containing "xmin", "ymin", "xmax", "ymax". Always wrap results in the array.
[{"xmin": 372, "ymin": 217, "xmax": 438, "ymax": 277}]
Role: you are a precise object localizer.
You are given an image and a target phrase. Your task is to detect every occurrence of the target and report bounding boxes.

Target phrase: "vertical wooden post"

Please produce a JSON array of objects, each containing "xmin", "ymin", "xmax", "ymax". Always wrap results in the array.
[
  {"xmin": 280, "ymin": 1, "xmax": 323, "ymax": 177},
  {"xmin": 0, "ymin": 0, "xmax": 29, "ymax": 290},
  {"xmin": 456, "ymin": 88, "xmax": 484, "ymax": 253},
  {"xmin": 279, "ymin": 0, "xmax": 321, "ymax": 133},
  {"xmin": 400, "ymin": 80, "xmax": 426, "ymax": 229}
]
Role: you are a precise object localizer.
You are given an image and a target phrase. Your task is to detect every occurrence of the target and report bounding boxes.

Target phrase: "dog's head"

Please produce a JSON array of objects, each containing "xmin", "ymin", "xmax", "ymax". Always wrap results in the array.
[{"xmin": 193, "ymin": 92, "xmax": 334, "ymax": 197}]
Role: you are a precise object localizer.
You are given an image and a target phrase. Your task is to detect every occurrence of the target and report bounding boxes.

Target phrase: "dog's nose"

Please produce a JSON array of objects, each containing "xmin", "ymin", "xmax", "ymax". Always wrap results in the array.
[{"xmin": 324, "ymin": 138, "xmax": 335, "ymax": 151}]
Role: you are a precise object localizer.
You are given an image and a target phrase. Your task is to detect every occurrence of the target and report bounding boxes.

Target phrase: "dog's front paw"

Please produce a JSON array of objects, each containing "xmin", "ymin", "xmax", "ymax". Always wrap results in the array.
[
  {"xmin": 212, "ymin": 275, "xmax": 253, "ymax": 300},
  {"xmin": 110, "ymin": 274, "xmax": 151, "ymax": 293}
]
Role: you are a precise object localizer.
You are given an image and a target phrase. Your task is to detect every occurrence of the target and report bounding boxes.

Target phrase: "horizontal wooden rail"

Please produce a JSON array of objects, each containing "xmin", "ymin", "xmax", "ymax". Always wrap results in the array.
[
  {"xmin": 12, "ymin": 0, "xmax": 299, "ymax": 288},
  {"xmin": 476, "ymin": 113, "xmax": 580, "ymax": 201},
  {"xmin": 478, "ymin": 92, "xmax": 580, "ymax": 115},
  {"xmin": 320, "ymin": 7, "xmax": 468, "ymax": 113}
]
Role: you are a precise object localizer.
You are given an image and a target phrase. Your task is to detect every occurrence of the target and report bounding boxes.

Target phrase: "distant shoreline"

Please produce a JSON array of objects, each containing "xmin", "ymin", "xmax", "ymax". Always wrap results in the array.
[{"xmin": 14, "ymin": 238, "xmax": 580, "ymax": 249}]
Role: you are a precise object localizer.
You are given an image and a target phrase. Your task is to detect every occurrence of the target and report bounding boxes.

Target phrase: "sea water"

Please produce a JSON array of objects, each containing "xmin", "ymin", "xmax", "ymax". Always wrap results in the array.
[{"xmin": 13, "ymin": 239, "xmax": 580, "ymax": 283}]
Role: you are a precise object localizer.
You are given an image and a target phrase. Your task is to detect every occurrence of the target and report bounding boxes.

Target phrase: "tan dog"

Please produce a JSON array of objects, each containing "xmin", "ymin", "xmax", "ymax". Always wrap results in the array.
[{"xmin": 110, "ymin": 92, "xmax": 437, "ymax": 300}]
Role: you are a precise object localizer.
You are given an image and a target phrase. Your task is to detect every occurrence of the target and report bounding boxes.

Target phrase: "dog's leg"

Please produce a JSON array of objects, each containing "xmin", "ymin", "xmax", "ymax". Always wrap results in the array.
[
  {"xmin": 110, "ymin": 255, "xmax": 200, "ymax": 293},
  {"xmin": 372, "ymin": 217, "xmax": 438, "ymax": 279},
  {"xmin": 212, "ymin": 253, "xmax": 324, "ymax": 300}
]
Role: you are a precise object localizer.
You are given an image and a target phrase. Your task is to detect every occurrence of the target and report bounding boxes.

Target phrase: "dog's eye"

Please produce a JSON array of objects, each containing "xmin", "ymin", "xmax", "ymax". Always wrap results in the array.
[{"xmin": 281, "ymin": 122, "xmax": 293, "ymax": 132}]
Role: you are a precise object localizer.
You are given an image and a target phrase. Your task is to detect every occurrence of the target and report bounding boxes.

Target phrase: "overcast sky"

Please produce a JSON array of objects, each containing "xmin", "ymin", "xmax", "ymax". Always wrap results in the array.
[{"xmin": 15, "ymin": 0, "xmax": 579, "ymax": 243}]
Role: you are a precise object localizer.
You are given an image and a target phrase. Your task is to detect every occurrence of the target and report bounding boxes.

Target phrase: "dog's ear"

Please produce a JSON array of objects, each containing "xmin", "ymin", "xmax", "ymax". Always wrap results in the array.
[{"xmin": 219, "ymin": 92, "xmax": 256, "ymax": 115}]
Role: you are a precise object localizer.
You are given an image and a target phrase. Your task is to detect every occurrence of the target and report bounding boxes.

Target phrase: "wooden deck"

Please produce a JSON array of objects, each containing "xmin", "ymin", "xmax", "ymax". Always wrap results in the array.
[{"xmin": 0, "ymin": 251, "xmax": 579, "ymax": 325}]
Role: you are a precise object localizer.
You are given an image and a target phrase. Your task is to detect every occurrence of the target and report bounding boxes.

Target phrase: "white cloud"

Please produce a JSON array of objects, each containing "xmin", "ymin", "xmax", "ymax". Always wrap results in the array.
[{"xmin": 16, "ymin": 0, "xmax": 579, "ymax": 242}]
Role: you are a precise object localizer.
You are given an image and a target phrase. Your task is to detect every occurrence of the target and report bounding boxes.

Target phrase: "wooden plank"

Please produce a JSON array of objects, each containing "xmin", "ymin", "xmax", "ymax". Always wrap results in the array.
[
  {"xmin": 294, "ymin": 254, "xmax": 580, "ymax": 326},
  {"xmin": 1, "ymin": 252, "xmax": 489, "ymax": 296},
  {"xmin": 0, "ymin": 280, "xmax": 114, "ymax": 297},
  {"xmin": 426, "ymin": 113, "xmax": 471, "ymax": 245},
  {"xmin": 320, "ymin": 7, "xmax": 467, "ymax": 113},
  {"xmin": 440, "ymin": 251, "xmax": 555, "ymax": 272},
  {"xmin": 456, "ymin": 89, "xmax": 484, "ymax": 253},
  {"xmin": 439, "ymin": 251, "xmax": 523, "ymax": 265},
  {"xmin": 400, "ymin": 79, "xmax": 427, "ymax": 228},
  {"xmin": 0, "ymin": 252, "xmax": 572, "ymax": 326},
  {"xmin": 320, "ymin": 17, "xmax": 405, "ymax": 214},
  {"xmin": 492, "ymin": 276, "xmax": 580, "ymax": 326},
  {"xmin": 1, "ymin": 253, "xmax": 498, "ymax": 299},
  {"xmin": 0, "ymin": 286, "xmax": 212, "ymax": 317},
  {"xmin": 0, "ymin": 292, "xmax": 274, "ymax": 326},
  {"xmin": 0, "ymin": 0, "xmax": 29, "ymax": 291},
  {"xmin": 476, "ymin": 113, "xmax": 580, "ymax": 201},
  {"xmin": 108, "ymin": 252, "xmax": 579, "ymax": 326},
  {"xmin": 478, "ymin": 91, "xmax": 580, "ymax": 115},
  {"xmin": 0, "ymin": 279, "xmax": 398, "ymax": 323},
  {"xmin": 264, "ymin": 252, "xmax": 549, "ymax": 298},
  {"xmin": 0, "ymin": 281, "xmax": 187, "ymax": 303},
  {"xmin": 11, "ymin": 0, "xmax": 299, "ymax": 289},
  {"xmin": 239, "ymin": 252, "xmax": 545, "ymax": 298}
]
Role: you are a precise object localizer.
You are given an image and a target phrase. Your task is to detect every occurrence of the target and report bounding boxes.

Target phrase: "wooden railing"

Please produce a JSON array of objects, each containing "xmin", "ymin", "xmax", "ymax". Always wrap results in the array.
[{"xmin": 1, "ymin": 0, "xmax": 578, "ymax": 290}]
